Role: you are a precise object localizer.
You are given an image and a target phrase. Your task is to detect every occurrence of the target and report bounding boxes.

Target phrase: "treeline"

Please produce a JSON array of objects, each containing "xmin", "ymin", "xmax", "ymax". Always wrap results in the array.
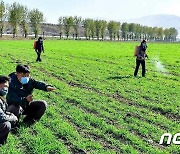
[
  {"xmin": 59, "ymin": 16, "xmax": 178, "ymax": 42},
  {"xmin": 0, "ymin": 1, "xmax": 178, "ymax": 41},
  {"xmin": 0, "ymin": 1, "xmax": 43, "ymax": 38}
]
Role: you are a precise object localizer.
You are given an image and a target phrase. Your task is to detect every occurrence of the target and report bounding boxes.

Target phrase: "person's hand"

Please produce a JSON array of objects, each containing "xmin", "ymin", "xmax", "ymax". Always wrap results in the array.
[
  {"xmin": 13, "ymin": 115, "xmax": 18, "ymax": 122},
  {"xmin": 26, "ymin": 95, "xmax": 33, "ymax": 102},
  {"xmin": 6, "ymin": 112, "xmax": 12, "ymax": 115},
  {"xmin": 9, "ymin": 113, "xmax": 18, "ymax": 122},
  {"xmin": 46, "ymin": 86, "xmax": 56, "ymax": 92}
]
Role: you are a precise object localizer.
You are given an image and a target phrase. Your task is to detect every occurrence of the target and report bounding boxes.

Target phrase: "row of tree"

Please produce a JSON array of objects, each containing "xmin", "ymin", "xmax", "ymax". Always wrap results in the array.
[
  {"xmin": 58, "ymin": 16, "xmax": 178, "ymax": 41},
  {"xmin": 0, "ymin": 1, "xmax": 178, "ymax": 41},
  {"xmin": 0, "ymin": 1, "xmax": 43, "ymax": 38}
]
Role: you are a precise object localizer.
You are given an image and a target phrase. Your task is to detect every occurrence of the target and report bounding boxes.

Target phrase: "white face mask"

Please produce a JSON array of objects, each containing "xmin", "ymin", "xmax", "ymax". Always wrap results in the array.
[{"xmin": 20, "ymin": 77, "xmax": 30, "ymax": 85}]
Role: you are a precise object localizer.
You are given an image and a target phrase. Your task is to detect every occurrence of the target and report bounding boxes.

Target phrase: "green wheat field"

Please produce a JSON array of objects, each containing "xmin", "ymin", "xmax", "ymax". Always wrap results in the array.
[{"xmin": 0, "ymin": 40, "xmax": 179, "ymax": 154}]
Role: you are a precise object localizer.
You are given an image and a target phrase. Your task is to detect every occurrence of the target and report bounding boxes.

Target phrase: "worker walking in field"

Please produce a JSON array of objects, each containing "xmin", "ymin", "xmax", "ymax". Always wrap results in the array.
[
  {"xmin": 134, "ymin": 40, "xmax": 148, "ymax": 77},
  {"xmin": 0, "ymin": 76, "xmax": 18, "ymax": 144},
  {"xmin": 34, "ymin": 37, "xmax": 44, "ymax": 62},
  {"xmin": 6, "ymin": 64, "xmax": 56, "ymax": 125}
]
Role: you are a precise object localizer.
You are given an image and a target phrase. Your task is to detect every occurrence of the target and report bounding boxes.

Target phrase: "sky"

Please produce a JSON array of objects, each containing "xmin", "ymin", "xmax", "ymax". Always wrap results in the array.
[{"xmin": 4, "ymin": 0, "xmax": 180, "ymax": 24}]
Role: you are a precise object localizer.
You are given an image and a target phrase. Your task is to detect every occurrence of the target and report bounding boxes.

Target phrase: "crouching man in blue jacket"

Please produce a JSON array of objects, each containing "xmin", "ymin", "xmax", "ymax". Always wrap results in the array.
[
  {"xmin": 6, "ymin": 64, "xmax": 55, "ymax": 125},
  {"xmin": 0, "ymin": 76, "xmax": 18, "ymax": 144}
]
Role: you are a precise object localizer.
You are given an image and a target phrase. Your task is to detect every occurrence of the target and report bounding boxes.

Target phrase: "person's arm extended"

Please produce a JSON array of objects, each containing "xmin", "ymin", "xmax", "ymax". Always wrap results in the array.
[
  {"xmin": 32, "ymin": 79, "xmax": 49, "ymax": 91},
  {"xmin": 32, "ymin": 79, "xmax": 55, "ymax": 92}
]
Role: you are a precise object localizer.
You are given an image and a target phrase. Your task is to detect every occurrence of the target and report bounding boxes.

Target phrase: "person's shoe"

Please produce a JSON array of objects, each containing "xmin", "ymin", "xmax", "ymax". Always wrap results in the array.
[
  {"xmin": 23, "ymin": 117, "xmax": 36, "ymax": 126},
  {"xmin": 0, "ymin": 140, "xmax": 6, "ymax": 145},
  {"xmin": 11, "ymin": 126, "xmax": 19, "ymax": 134}
]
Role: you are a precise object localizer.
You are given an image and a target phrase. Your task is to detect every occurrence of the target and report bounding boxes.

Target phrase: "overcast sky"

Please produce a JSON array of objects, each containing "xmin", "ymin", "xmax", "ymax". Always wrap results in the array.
[{"xmin": 4, "ymin": 0, "xmax": 180, "ymax": 24}]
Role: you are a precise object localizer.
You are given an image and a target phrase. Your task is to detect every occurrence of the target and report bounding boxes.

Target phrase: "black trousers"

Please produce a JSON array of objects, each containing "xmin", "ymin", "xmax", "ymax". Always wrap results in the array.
[
  {"xmin": 36, "ymin": 51, "xmax": 42, "ymax": 62},
  {"xmin": 7, "ymin": 100, "xmax": 47, "ymax": 123},
  {"xmin": 0, "ymin": 122, "xmax": 11, "ymax": 144},
  {"xmin": 134, "ymin": 59, "xmax": 146, "ymax": 77}
]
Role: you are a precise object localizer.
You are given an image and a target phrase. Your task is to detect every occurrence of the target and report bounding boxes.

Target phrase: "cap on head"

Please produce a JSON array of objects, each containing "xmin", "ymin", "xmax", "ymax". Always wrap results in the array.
[
  {"xmin": 142, "ymin": 40, "xmax": 146, "ymax": 43},
  {"xmin": 16, "ymin": 64, "xmax": 30, "ymax": 74}
]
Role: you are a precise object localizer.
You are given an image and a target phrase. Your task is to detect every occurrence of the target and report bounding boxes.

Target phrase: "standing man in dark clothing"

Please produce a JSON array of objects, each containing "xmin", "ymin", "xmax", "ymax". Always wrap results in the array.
[
  {"xmin": 134, "ymin": 40, "xmax": 148, "ymax": 77},
  {"xmin": 35, "ymin": 37, "xmax": 44, "ymax": 62},
  {"xmin": 6, "ymin": 64, "xmax": 55, "ymax": 125},
  {"xmin": 0, "ymin": 76, "xmax": 18, "ymax": 144}
]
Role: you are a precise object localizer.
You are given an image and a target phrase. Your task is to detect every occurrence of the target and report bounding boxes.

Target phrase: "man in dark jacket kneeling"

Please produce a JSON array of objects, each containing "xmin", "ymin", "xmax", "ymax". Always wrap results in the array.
[{"xmin": 7, "ymin": 64, "xmax": 55, "ymax": 125}]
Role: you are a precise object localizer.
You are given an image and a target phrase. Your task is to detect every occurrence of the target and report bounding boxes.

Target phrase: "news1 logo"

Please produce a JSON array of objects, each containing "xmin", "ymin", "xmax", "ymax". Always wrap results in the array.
[{"xmin": 159, "ymin": 133, "xmax": 180, "ymax": 145}]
